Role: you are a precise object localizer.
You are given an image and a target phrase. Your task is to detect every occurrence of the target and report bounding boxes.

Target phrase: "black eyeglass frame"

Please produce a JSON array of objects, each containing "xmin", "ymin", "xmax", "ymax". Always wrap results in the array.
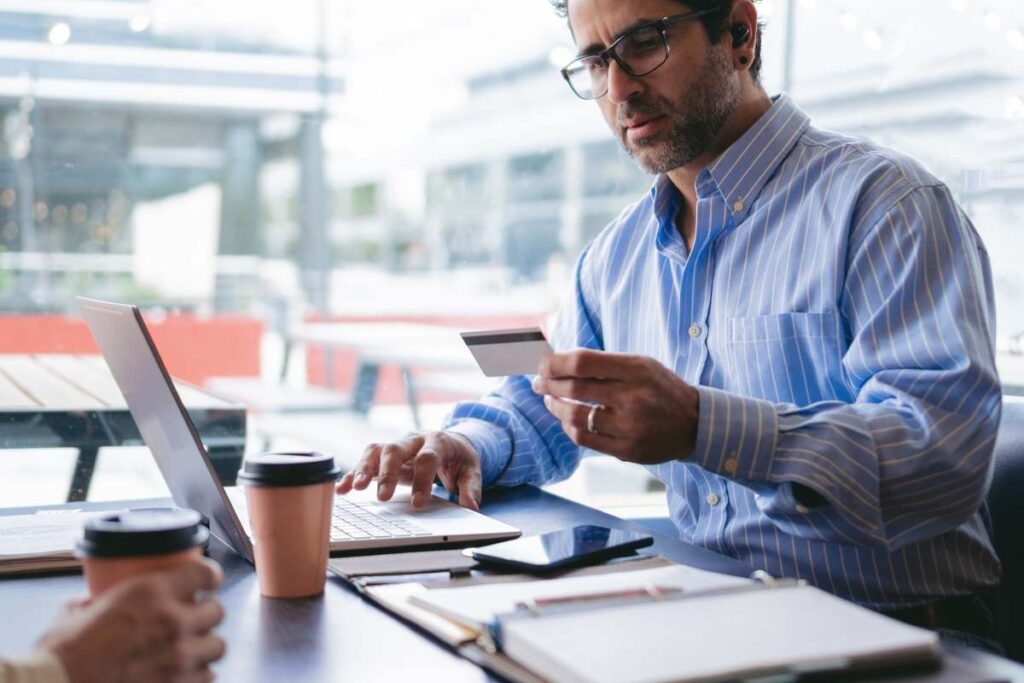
[{"xmin": 560, "ymin": 8, "xmax": 720, "ymax": 100}]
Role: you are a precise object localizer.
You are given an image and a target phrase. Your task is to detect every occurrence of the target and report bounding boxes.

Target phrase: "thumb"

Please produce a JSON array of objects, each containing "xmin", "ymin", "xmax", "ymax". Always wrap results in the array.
[{"xmin": 455, "ymin": 468, "xmax": 482, "ymax": 511}]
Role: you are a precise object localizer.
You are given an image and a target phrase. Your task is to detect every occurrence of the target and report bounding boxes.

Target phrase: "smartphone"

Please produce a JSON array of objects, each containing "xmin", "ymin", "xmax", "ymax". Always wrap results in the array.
[{"xmin": 466, "ymin": 525, "xmax": 653, "ymax": 574}]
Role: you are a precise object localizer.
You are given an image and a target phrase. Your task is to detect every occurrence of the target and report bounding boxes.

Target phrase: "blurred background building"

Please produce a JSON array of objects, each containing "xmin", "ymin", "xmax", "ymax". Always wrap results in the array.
[{"xmin": 1, "ymin": 0, "xmax": 1023, "ymax": 512}]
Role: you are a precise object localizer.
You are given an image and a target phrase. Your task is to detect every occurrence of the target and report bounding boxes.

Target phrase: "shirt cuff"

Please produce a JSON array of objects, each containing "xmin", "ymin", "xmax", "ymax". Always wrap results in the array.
[
  {"xmin": 1, "ymin": 651, "xmax": 70, "ymax": 683},
  {"xmin": 691, "ymin": 386, "xmax": 779, "ymax": 481},
  {"xmin": 445, "ymin": 418, "xmax": 512, "ymax": 486}
]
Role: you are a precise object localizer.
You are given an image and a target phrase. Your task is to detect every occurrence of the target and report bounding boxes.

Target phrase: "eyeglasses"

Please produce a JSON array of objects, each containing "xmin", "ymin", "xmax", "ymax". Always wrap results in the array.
[{"xmin": 560, "ymin": 9, "xmax": 718, "ymax": 100}]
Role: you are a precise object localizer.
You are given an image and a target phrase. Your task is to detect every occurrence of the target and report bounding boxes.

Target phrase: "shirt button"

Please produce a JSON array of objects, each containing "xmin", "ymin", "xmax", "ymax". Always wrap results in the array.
[
  {"xmin": 706, "ymin": 493, "xmax": 720, "ymax": 507},
  {"xmin": 733, "ymin": 199, "xmax": 745, "ymax": 212},
  {"xmin": 724, "ymin": 458, "xmax": 738, "ymax": 475},
  {"xmin": 688, "ymin": 324, "xmax": 702, "ymax": 339}
]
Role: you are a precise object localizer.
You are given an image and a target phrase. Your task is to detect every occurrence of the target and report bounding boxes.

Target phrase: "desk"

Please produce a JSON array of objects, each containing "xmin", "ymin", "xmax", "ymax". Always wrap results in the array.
[
  {"xmin": 2, "ymin": 486, "xmax": 1023, "ymax": 682},
  {"xmin": 0, "ymin": 354, "xmax": 246, "ymax": 502}
]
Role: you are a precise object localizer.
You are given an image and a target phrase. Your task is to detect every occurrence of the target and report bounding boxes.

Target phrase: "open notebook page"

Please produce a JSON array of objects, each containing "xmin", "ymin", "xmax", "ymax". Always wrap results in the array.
[
  {"xmin": 0, "ymin": 510, "xmax": 116, "ymax": 561},
  {"xmin": 410, "ymin": 563, "xmax": 749, "ymax": 629},
  {"xmin": 500, "ymin": 584, "xmax": 939, "ymax": 683}
]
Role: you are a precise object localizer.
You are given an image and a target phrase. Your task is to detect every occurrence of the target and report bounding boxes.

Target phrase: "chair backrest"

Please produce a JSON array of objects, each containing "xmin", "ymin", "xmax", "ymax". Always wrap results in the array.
[{"xmin": 987, "ymin": 395, "xmax": 1024, "ymax": 660}]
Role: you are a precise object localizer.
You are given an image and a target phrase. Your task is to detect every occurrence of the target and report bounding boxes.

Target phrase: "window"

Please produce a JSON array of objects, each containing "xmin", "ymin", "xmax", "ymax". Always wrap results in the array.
[
  {"xmin": 507, "ymin": 151, "xmax": 566, "ymax": 204},
  {"xmin": 1, "ymin": 1, "xmax": 1022, "ymax": 519},
  {"xmin": 582, "ymin": 140, "xmax": 649, "ymax": 199}
]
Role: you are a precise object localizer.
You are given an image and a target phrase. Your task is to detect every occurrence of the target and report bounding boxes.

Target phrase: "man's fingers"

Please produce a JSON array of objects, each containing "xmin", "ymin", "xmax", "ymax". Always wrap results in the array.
[
  {"xmin": 377, "ymin": 435, "xmax": 422, "ymax": 500},
  {"xmin": 182, "ymin": 634, "xmax": 227, "ymax": 670},
  {"xmin": 539, "ymin": 349, "xmax": 636, "ymax": 381},
  {"xmin": 352, "ymin": 443, "xmax": 385, "ymax": 491},
  {"xmin": 543, "ymin": 396, "xmax": 625, "ymax": 443},
  {"xmin": 532, "ymin": 376, "xmax": 618, "ymax": 405},
  {"xmin": 542, "ymin": 394, "xmax": 576, "ymax": 426},
  {"xmin": 567, "ymin": 428, "xmax": 623, "ymax": 457},
  {"xmin": 409, "ymin": 448, "xmax": 440, "ymax": 508},
  {"xmin": 182, "ymin": 596, "xmax": 225, "ymax": 635},
  {"xmin": 156, "ymin": 635, "xmax": 225, "ymax": 678},
  {"xmin": 456, "ymin": 468, "xmax": 482, "ymax": 511},
  {"xmin": 162, "ymin": 558, "xmax": 223, "ymax": 601}
]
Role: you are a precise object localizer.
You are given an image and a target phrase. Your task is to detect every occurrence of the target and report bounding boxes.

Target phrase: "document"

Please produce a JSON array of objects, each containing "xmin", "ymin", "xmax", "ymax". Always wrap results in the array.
[
  {"xmin": 409, "ymin": 563, "xmax": 747, "ymax": 630},
  {"xmin": 495, "ymin": 584, "xmax": 940, "ymax": 683},
  {"xmin": 0, "ymin": 509, "xmax": 114, "ymax": 574}
]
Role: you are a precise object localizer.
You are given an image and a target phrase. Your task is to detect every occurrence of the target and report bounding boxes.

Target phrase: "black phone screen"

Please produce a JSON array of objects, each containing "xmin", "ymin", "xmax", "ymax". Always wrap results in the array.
[{"xmin": 469, "ymin": 525, "xmax": 653, "ymax": 572}]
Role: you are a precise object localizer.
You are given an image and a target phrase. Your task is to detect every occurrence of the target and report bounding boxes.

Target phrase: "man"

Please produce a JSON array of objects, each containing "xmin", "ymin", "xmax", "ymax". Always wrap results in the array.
[
  {"xmin": 338, "ymin": 0, "xmax": 1002, "ymax": 646},
  {"xmin": 1, "ymin": 558, "xmax": 225, "ymax": 683}
]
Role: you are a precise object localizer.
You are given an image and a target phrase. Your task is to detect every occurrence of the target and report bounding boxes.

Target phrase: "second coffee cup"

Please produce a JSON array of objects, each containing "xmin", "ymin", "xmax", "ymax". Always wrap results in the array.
[
  {"xmin": 237, "ymin": 451, "xmax": 341, "ymax": 598},
  {"xmin": 76, "ymin": 507, "xmax": 209, "ymax": 597}
]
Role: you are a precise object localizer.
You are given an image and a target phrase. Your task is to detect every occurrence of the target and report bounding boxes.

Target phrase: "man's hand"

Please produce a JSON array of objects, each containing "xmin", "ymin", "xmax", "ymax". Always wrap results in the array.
[
  {"xmin": 336, "ymin": 432, "xmax": 483, "ymax": 510},
  {"xmin": 532, "ymin": 350, "xmax": 700, "ymax": 464},
  {"xmin": 38, "ymin": 558, "xmax": 225, "ymax": 683}
]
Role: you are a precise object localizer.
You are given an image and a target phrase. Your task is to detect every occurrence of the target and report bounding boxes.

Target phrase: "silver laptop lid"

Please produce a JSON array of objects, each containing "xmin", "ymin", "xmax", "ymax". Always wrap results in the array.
[{"xmin": 77, "ymin": 297, "xmax": 254, "ymax": 563}]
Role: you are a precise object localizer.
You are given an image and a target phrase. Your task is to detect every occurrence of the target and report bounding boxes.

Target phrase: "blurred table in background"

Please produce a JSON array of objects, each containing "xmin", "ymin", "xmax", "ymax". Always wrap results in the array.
[
  {"xmin": 0, "ymin": 354, "xmax": 245, "ymax": 502},
  {"xmin": 289, "ymin": 322, "xmax": 495, "ymax": 429}
]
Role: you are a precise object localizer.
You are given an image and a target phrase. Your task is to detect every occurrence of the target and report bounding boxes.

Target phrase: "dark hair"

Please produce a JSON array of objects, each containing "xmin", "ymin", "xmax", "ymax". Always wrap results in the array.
[{"xmin": 550, "ymin": 0, "xmax": 764, "ymax": 82}]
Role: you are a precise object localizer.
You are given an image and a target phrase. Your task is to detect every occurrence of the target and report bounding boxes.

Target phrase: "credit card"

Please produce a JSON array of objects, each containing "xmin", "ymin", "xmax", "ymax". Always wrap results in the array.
[{"xmin": 460, "ymin": 327, "xmax": 553, "ymax": 377}]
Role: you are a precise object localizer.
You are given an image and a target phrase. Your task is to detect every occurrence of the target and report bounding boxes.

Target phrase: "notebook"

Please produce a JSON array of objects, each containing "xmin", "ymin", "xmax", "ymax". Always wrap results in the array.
[
  {"xmin": 492, "ymin": 583, "xmax": 941, "ymax": 683},
  {"xmin": 0, "ymin": 509, "xmax": 121, "ymax": 575},
  {"xmin": 410, "ymin": 563, "xmax": 747, "ymax": 631}
]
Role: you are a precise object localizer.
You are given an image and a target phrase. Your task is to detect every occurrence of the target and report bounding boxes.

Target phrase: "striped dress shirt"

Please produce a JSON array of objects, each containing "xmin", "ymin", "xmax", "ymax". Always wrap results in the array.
[{"xmin": 445, "ymin": 94, "xmax": 1001, "ymax": 609}]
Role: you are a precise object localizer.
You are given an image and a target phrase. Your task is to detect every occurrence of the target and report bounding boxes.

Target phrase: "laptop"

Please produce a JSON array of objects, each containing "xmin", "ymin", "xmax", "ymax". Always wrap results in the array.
[{"xmin": 77, "ymin": 297, "xmax": 521, "ymax": 563}]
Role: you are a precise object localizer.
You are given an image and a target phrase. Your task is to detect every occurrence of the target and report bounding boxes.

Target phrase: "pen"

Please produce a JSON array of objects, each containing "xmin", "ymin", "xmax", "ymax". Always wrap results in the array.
[{"xmin": 516, "ymin": 584, "xmax": 683, "ymax": 613}]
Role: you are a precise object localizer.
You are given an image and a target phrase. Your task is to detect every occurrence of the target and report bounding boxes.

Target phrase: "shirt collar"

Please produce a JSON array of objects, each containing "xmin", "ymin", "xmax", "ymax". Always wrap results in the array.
[
  {"xmin": 706, "ymin": 94, "xmax": 810, "ymax": 221},
  {"xmin": 648, "ymin": 95, "xmax": 810, "ymax": 228},
  {"xmin": 650, "ymin": 173, "xmax": 679, "ymax": 217}
]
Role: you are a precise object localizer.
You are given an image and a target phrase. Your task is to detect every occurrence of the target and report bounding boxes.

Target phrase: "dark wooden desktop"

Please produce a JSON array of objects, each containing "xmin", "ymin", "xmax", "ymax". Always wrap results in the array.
[{"xmin": 2, "ymin": 486, "xmax": 1023, "ymax": 682}]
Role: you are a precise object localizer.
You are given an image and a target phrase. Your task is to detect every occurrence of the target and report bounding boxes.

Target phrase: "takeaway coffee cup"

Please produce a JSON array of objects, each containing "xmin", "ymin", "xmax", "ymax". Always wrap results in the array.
[
  {"xmin": 76, "ymin": 508, "xmax": 209, "ymax": 597},
  {"xmin": 237, "ymin": 451, "xmax": 341, "ymax": 598}
]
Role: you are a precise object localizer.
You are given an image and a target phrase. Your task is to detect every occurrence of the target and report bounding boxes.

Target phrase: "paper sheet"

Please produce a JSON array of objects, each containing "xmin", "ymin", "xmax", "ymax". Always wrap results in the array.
[
  {"xmin": 410, "ymin": 563, "xmax": 749, "ymax": 629},
  {"xmin": 0, "ymin": 510, "xmax": 112, "ymax": 560}
]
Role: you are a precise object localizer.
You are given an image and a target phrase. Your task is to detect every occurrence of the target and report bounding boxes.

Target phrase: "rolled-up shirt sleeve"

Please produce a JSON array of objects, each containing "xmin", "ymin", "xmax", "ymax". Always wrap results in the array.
[
  {"xmin": 0, "ymin": 652, "xmax": 69, "ymax": 683},
  {"xmin": 690, "ymin": 185, "xmax": 1001, "ymax": 552}
]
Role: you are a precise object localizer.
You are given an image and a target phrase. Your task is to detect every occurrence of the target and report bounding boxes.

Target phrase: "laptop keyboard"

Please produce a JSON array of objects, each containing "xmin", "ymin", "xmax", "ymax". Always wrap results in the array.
[{"xmin": 330, "ymin": 498, "xmax": 432, "ymax": 541}]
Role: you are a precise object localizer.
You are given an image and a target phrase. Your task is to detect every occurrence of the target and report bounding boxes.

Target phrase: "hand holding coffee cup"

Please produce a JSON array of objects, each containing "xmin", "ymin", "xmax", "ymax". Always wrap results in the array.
[
  {"xmin": 238, "ymin": 452, "xmax": 341, "ymax": 598},
  {"xmin": 57, "ymin": 509, "xmax": 225, "ymax": 682},
  {"xmin": 39, "ymin": 558, "xmax": 226, "ymax": 683},
  {"xmin": 76, "ymin": 508, "xmax": 210, "ymax": 597}
]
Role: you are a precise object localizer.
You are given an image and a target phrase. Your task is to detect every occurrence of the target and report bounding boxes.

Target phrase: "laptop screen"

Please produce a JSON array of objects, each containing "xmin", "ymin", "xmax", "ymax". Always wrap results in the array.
[{"xmin": 77, "ymin": 297, "xmax": 253, "ymax": 562}]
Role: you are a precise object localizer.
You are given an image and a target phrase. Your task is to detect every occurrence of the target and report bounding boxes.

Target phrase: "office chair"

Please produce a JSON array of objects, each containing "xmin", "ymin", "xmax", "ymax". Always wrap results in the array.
[{"xmin": 987, "ymin": 394, "xmax": 1024, "ymax": 660}]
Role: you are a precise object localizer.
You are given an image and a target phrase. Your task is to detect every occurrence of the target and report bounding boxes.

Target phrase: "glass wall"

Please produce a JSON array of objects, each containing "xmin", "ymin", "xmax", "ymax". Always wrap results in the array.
[{"xmin": 1, "ymin": 0, "xmax": 1022, "ymax": 515}]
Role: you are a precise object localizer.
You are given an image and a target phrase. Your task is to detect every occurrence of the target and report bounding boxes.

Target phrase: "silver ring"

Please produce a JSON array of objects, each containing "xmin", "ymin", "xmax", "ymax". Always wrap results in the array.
[{"xmin": 587, "ymin": 404, "xmax": 601, "ymax": 435}]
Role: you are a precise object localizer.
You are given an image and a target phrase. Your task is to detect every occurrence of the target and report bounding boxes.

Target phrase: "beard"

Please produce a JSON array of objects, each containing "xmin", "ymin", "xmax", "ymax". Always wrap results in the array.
[{"xmin": 616, "ymin": 45, "xmax": 741, "ymax": 175}]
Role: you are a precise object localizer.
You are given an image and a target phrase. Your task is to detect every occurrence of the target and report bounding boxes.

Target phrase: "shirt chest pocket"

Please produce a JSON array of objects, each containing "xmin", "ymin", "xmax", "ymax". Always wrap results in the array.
[{"xmin": 723, "ymin": 312, "xmax": 847, "ymax": 404}]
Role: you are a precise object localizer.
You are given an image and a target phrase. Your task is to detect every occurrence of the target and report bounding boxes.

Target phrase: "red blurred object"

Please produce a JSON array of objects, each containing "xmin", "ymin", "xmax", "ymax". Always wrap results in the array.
[{"xmin": 0, "ymin": 314, "xmax": 263, "ymax": 386}]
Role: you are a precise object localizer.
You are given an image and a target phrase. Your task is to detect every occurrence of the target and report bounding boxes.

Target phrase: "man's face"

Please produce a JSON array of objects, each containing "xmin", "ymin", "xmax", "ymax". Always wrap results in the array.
[{"xmin": 567, "ymin": 0, "xmax": 741, "ymax": 174}]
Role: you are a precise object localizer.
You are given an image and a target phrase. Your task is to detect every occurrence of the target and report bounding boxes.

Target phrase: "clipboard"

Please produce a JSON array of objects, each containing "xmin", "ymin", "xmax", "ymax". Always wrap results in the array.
[
  {"xmin": 332, "ymin": 552, "xmax": 681, "ymax": 683},
  {"xmin": 330, "ymin": 551, "xmax": 942, "ymax": 683}
]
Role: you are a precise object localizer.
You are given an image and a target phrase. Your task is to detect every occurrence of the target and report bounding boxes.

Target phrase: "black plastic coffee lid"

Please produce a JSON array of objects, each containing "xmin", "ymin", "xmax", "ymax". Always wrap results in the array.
[
  {"xmin": 77, "ymin": 508, "xmax": 209, "ymax": 559},
  {"xmin": 236, "ymin": 451, "xmax": 342, "ymax": 488}
]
